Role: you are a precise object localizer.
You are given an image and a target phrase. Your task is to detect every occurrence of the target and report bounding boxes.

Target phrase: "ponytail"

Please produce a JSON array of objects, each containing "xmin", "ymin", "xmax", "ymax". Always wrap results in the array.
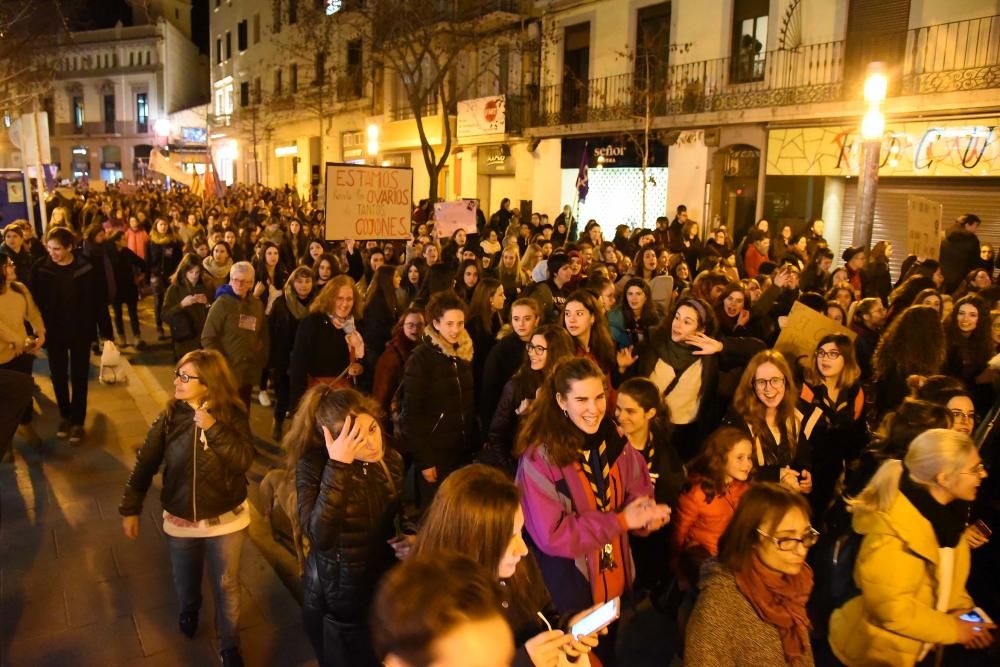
[{"xmin": 847, "ymin": 459, "xmax": 903, "ymax": 513}]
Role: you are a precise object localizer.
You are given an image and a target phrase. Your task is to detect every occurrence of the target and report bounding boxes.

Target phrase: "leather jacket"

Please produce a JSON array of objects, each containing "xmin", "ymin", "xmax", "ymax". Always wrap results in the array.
[{"xmin": 119, "ymin": 402, "xmax": 254, "ymax": 521}]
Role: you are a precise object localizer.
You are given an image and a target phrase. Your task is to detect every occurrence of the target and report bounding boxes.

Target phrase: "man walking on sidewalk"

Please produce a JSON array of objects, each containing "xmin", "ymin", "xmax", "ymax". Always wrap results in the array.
[
  {"xmin": 31, "ymin": 227, "xmax": 111, "ymax": 443},
  {"xmin": 201, "ymin": 261, "xmax": 268, "ymax": 408}
]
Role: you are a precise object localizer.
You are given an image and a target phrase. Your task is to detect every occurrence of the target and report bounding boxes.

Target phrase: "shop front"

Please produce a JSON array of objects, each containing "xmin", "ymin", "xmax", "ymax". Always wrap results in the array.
[
  {"xmin": 560, "ymin": 135, "xmax": 668, "ymax": 230},
  {"xmin": 70, "ymin": 146, "xmax": 91, "ymax": 180},
  {"xmin": 765, "ymin": 118, "xmax": 1000, "ymax": 272},
  {"xmin": 101, "ymin": 145, "xmax": 123, "ymax": 183}
]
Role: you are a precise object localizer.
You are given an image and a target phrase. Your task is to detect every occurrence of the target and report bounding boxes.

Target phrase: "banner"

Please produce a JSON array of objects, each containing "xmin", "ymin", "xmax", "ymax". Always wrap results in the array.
[
  {"xmin": 767, "ymin": 120, "xmax": 1000, "ymax": 177},
  {"xmin": 324, "ymin": 163, "xmax": 413, "ymax": 240},
  {"xmin": 906, "ymin": 195, "xmax": 944, "ymax": 260},
  {"xmin": 433, "ymin": 200, "xmax": 478, "ymax": 238},
  {"xmin": 457, "ymin": 95, "xmax": 506, "ymax": 138},
  {"xmin": 149, "ymin": 150, "xmax": 194, "ymax": 187},
  {"xmin": 774, "ymin": 302, "xmax": 856, "ymax": 362}
]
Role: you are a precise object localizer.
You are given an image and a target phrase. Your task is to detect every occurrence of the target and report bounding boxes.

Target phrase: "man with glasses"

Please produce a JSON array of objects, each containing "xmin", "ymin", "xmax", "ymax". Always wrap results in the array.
[{"xmin": 202, "ymin": 262, "xmax": 268, "ymax": 408}]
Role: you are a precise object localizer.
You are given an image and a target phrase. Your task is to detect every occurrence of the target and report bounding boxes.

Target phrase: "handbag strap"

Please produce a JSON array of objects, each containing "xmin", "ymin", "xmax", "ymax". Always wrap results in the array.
[{"xmin": 378, "ymin": 459, "xmax": 398, "ymax": 498}]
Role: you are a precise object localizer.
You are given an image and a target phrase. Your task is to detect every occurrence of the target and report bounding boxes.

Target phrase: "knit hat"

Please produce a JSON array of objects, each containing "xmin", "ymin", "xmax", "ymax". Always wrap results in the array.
[{"xmin": 842, "ymin": 246, "xmax": 865, "ymax": 263}]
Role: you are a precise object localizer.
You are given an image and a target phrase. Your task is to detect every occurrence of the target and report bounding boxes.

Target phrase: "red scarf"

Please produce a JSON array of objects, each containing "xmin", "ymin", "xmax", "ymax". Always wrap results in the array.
[{"xmin": 733, "ymin": 554, "xmax": 813, "ymax": 665}]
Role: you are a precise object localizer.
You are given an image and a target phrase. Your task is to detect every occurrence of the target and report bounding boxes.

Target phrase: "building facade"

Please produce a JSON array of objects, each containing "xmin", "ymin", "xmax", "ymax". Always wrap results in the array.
[
  {"xmin": 26, "ymin": 11, "xmax": 207, "ymax": 183},
  {"xmin": 208, "ymin": 0, "xmax": 1000, "ymax": 262}
]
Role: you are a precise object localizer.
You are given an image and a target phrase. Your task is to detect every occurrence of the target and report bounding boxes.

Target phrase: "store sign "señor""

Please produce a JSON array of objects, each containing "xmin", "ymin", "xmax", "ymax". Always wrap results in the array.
[{"xmin": 766, "ymin": 119, "xmax": 1000, "ymax": 177}]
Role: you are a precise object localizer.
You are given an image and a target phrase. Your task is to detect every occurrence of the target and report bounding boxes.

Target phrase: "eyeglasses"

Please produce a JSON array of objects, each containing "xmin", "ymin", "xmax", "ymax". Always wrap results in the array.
[
  {"xmin": 950, "ymin": 409, "xmax": 976, "ymax": 423},
  {"xmin": 753, "ymin": 377, "xmax": 786, "ymax": 391},
  {"xmin": 960, "ymin": 463, "xmax": 987, "ymax": 476},
  {"xmin": 757, "ymin": 527, "xmax": 820, "ymax": 551},
  {"xmin": 816, "ymin": 349, "xmax": 842, "ymax": 360},
  {"xmin": 174, "ymin": 370, "xmax": 201, "ymax": 383},
  {"xmin": 526, "ymin": 342, "xmax": 547, "ymax": 355}
]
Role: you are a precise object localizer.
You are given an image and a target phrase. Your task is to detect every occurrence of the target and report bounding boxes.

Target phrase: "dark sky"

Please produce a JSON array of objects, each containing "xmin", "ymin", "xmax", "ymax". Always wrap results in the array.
[{"xmin": 68, "ymin": 0, "xmax": 209, "ymax": 54}]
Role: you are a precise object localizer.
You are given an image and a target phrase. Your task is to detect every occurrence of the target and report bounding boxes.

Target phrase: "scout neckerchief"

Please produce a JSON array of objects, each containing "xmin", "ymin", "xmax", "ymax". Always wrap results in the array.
[{"xmin": 579, "ymin": 423, "xmax": 615, "ymax": 571}]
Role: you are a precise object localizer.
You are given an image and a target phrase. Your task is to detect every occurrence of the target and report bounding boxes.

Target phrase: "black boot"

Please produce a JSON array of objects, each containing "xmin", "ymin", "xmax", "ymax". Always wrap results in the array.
[{"xmin": 179, "ymin": 610, "xmax": 198, "ymax": 638}]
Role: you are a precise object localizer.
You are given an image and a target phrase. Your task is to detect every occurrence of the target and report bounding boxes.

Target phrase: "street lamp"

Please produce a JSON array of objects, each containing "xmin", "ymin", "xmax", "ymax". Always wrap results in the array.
[
  {"xmin": 852, "ymin": 63, "xmax": 887, "ymax": 251},
  {"xmin": 367, "ymin": 124, "xmax": 379, "ymax": 164}
]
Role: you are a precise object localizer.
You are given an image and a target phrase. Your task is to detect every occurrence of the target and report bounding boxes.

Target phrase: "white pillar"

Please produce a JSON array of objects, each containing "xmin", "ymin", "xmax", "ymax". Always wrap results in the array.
[{"xmin": 822, "ymin": 177, "xmax": 847, "ymax": 261}]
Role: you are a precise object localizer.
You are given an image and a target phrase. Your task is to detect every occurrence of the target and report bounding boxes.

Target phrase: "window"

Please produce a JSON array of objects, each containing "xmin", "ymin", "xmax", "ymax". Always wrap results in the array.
[
  {"xmin": 136, "ymin": 93, "xmax": 148, "ymax": 133},
  {"xmin": 273, "ymin": 0, "xmax": 282, "ymax": 32},
  {"xmin": 731, "ymin": 0, "xmax": 768, "ymax": 83},
  {"xmin": 72, "ymin": 96, "xmax": 84, "ymax": 131},
  {"xmin": 240, "ymin": 81, "xmax": 250, "ymax": 107},
  {"xmin": 216, "ymin": 37, "xmax": 222, "ymax": 64},
  {"xmin": 314, "ymin": 52, "xmax": 326, "ymax": 85},
  {"xmin": 238, "ymin": 20, "xmax": 247, "ymax": 51},
  {"xmin": 215, "ymin": 0, "xmax": 220, "ymax": 7},
  {"xmin": 345, "ymin": 40, "xmax": 363, "ymax": 98},
  {"xmin": 253, "ymin": 13, "xmax": 260, "ymax": 43},
  {"xmin": 104, "ymin": 94, "xmax": 115, "ymax": 133},
  {"xmin": 290, "ymin": 63, "xmax": 298, "ymax": 92},
  {"xmin": 225, "ymin": 31, "xmax": 232, "ymax": 59},
  {"xmin": 274, "ymin": 68, "xmax": 283, "ymax": 96},
  {"xmin": 289, "ymin": 0, "xmax": 297, "ymax": 24},
  {"xmin": 129, "ymin": 52, "xmax": 135, "ymax": 66}
]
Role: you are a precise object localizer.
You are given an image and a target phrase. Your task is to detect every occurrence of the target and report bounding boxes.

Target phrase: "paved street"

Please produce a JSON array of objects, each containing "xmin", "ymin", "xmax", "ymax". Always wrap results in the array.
[{"xmin": 0, "ymin": 299, "xmax": 315, "ymax": 667}]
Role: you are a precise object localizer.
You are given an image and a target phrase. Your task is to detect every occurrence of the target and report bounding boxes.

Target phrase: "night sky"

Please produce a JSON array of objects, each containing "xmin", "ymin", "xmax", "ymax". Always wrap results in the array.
[{"xmin": 69, "ymin": 0, "xmax": 209, "ymax": 54}]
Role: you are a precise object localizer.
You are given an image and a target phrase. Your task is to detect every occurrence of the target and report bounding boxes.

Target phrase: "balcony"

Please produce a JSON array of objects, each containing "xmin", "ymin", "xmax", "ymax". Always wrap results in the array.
[
  {"xmin": 530, "ymin": 14, "xmax": 1000, "ymax": 128},
  {"xmin": 388, "ymin": 98, "xmax": 438, "ymax": 122}
]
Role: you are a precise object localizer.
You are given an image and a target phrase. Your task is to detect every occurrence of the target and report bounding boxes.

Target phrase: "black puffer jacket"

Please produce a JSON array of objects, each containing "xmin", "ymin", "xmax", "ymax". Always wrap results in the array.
[
  {"xmin": 119, "ymin": 403, "xmax": 254, "ymax": 521},
  {"xmin": 297, "ymin": 447, "xmax": 404, "ymax": 618},
  {"xmin": 399, "ymin": 328, "xmax": 480, "ymax": 475}
]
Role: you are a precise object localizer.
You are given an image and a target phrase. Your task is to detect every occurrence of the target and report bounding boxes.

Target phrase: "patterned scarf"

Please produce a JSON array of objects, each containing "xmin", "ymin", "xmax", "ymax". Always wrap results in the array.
[
  {"xmin": 579, "ymin": 423, "xmax": 613, "ymax": 512},
  {"xmin": 734, "ymin": 554, "xmax": 814, "ymax": 665}
]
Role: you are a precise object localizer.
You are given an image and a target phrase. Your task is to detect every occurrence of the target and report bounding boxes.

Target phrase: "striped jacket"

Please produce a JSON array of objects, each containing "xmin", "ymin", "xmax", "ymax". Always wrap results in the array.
[{"xmin": 516, "ymin": 422, "xmax": 654, "ymax": 613}]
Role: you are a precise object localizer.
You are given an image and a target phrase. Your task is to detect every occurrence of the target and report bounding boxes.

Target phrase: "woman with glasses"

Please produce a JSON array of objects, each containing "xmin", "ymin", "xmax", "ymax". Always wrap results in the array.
[
  {"xmin": 798, "ymin": 334, "xmax": 869, "ymax": 527},
  {"xmin": 830, "ymin": 429, "xmax": 994, "ymax": 665},
  {"xmin": 120, "ymin": 349, "xmax": 254, "ymax": 667},
  {"xmin": 910, "ymin": 375, "xmax": 977, "ymax": 437},
  {"xmin": 686, "ymin": 483, "xmax": 818, "ymax": 665},
  {"xmin": 486, "ymin": 325, "xmax": 575, "ymax": 476},
  {"xmin": 728, "ymin": 350, "xmax": 813, "ymax": 495}
]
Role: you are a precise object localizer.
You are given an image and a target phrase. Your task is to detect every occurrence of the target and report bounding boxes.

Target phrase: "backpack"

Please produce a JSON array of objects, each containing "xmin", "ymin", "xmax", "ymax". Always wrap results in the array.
[{"xmin": 808, "ymin": 499, "xmax": 862, "ymax": 631}]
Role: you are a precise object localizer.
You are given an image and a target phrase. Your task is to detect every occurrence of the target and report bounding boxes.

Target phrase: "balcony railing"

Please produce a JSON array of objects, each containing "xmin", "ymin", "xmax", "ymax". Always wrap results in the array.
[
  {"xmin": 530, "ymin": 14, "xmax": 1000, "ymax": 128},
  {"xmin": 389, "ymin": 97, "xmax": 438, "ymax": 122}
]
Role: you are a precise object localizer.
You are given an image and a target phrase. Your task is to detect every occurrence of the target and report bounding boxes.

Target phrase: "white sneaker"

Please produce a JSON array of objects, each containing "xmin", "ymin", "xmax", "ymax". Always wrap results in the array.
[{"xmin": 258, "ymin": 391, "xmax": 272, "ymax": 407}]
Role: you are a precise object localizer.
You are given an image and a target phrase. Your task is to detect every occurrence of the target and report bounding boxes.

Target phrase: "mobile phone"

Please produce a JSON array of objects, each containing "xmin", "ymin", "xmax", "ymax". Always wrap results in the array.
[
  {"xmin": 959, "ymin": 607, "xmax": 994, "ymax": 625},
  {"xmin": 973, "ymin": 519, "xmax": 992, "ymax": 539},
  {"xmin": 570, "ymin": 597, "xmax": 620, "ymax": 639}
]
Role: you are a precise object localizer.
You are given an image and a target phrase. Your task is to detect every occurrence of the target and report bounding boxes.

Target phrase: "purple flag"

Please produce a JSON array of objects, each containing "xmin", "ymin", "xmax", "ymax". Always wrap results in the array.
[{"xmin": 575, "ymin": 142, "xmax": 589, "ymax": 203}]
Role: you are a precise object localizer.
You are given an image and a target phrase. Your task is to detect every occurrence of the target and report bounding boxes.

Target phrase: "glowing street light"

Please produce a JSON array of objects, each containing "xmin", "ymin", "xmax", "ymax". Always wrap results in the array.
[
  {"xmin": 853, "ymin": 63, "xmax": 887, "ymax": 252},
  {"xmin": 153, "ymin": 118, "xmax": 172, "ymax": 138},
  {"xmin": 367, "ymin": 124, "xmax": 379, "ymax": 163}
]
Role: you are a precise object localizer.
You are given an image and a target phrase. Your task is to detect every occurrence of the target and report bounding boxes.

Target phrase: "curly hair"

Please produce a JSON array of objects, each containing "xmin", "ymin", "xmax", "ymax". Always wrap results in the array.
[
  {"xmin": 873, "ymin": 305, "xmax": 946, "ymax": 383},
  {"xmin": 684, "ymin": 426, "xmax": 753, "ymax": 502},
  {"xmin": 310, "ymin": 274, "xmax": 363, "ymax": 318},
  {"xmin": 944, "ymin": 293, "xmax": 993, "ymax": 375}
]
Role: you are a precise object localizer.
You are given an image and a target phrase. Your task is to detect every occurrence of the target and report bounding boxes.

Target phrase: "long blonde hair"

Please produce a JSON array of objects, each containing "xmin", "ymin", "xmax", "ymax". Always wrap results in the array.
[{"xmin": 849, "ymin": 428, "xmax": 975, "ymax": 513}]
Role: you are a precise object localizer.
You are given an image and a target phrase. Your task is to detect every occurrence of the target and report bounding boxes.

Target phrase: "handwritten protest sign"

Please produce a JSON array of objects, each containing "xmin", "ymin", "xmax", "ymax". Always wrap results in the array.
[
  {"xmin": 433, "ymin": 200, "xmax": 478, "ymax": 238},
  {"xmin": 324, "ymin": 163, "xmax": 413, "ymax": 240},
  {"xmin": 906, "ymin": 195, "xmax": 943, "ymax": 260},
  {"xmin": 774, "ymin": 301, "xmax": 856, "ymax": 362}
]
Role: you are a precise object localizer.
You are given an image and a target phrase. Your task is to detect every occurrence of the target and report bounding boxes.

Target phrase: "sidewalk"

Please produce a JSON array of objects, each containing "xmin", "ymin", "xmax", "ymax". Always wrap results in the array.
[{"xmin": 0, "ymin": 348, "xmax": 316, "ymax": 666}]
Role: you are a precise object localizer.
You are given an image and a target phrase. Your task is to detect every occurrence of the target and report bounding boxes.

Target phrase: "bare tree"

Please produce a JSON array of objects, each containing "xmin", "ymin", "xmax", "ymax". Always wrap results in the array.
[
  {"xmin": 269, "ymin": 1, "xmax": 356, "ymax": 175},
  {"xmin": 0, "ymin": 0, "xmax": 72, "ymax": 110},
  {"xmin": 616, "ymin": 27, "xmax": 691, "ymax": 228},
  {"xmin": 359, "ymin": 0, "xmax": 533, "ymax": 203}
]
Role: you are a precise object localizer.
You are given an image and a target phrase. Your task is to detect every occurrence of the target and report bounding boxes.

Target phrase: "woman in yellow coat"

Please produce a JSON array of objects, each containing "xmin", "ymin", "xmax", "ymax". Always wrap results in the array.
[{"xmin": 828, "ymin": 429, "xmax": 994, "ymax": 666}]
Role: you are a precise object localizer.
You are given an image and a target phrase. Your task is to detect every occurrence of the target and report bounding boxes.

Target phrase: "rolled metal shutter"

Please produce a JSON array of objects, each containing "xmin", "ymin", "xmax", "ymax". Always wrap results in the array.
[{"xmin": 838, "ymin": 178, "xmax": 1000, "ymax": 279}]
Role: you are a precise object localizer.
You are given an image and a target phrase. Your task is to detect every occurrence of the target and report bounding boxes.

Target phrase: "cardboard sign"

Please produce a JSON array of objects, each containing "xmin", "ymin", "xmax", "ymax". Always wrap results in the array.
[
  {"xmin": 324, "ymin": 163, "xmax": 413, "ymax": 240},
  {"xmin": 906, "ymin": 195, "xmax": 943, "ymax": 260},
  {"xmin": 433, "ymin": 200, "xmax": 478, "ymax": 238},
  {"xmin": 774, "ymin": 301, "xmax": 856, "ymax": 362}
]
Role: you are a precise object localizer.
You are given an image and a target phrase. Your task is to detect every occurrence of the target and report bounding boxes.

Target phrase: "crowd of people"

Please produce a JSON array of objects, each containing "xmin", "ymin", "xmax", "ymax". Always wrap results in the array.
[{"xmin": 1, "ymin": 182, "xmax": 998, "ymax": 667}]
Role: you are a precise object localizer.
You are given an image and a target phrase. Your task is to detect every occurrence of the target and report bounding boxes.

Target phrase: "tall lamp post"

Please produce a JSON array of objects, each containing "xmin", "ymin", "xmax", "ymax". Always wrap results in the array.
[{"xmin": 852, "ymin": 63, "xmax": 887, "ymax": 251}]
